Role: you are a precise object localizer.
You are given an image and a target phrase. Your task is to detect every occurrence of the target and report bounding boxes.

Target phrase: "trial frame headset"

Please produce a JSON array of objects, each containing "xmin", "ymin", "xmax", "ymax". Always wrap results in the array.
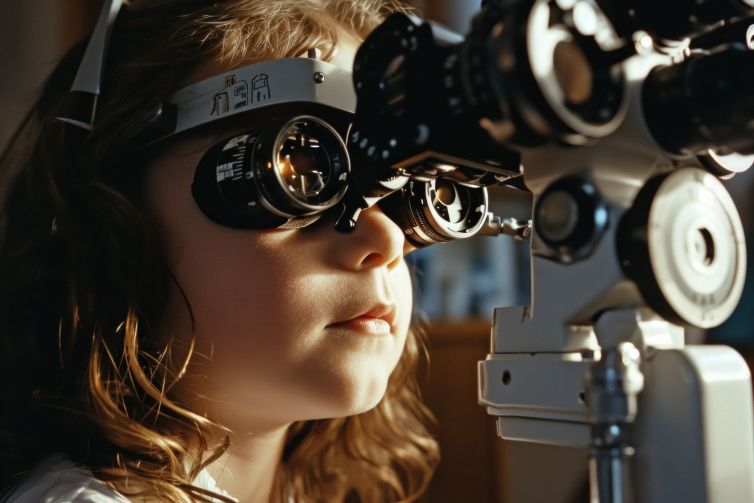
[{"xmin": 57, "ymin": 0, "xmax": 495, "ymax": 245}]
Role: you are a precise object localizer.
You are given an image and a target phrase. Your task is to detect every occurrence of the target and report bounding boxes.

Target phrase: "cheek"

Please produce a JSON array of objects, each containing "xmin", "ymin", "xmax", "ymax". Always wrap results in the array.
[
  {"xmin": 144, "ymin": 158, "xmax": 319, "ymax": 364},
  {"xmin": 163, "ymin": 245, "xmax": 414, "ymax": 423},
  {"xmin": 172, "ymin": 233, "xmax": 324, "ymax": 367},
  {"xmin": 146, "ymin": 154, "xmax": 415, "ymax": 421},
  {"xmin": 392, "ymin": 259, "xmax": 413, "ymax": 358}
]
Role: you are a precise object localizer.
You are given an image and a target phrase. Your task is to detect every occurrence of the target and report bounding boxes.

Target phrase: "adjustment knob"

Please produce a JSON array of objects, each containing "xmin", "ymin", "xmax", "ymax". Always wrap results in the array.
[
  {"xmin": 618, "ymin": 168, "xmax": 746, "ymax": 328},
  {"xmin": 534, "ymin": 176, "xmax": 608, "ymax": 262}
]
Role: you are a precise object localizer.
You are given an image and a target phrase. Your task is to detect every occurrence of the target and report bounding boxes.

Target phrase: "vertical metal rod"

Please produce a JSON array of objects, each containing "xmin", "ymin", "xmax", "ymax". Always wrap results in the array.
[
  {"xmin": 589, "ymin": 435, "xmax": 632, "ymax": 503},
  {"xmin": 586, "ymin": 343, "xmax": 643, "ymax": 503}
]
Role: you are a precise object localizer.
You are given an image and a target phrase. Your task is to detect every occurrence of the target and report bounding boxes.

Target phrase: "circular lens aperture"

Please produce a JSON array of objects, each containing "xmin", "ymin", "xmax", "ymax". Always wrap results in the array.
[
  {"xmin": 191, "ymin": 114, "xmax": 350, "ymax": 230},
  {"xmin": 619, "ymin": 168, "xmax": 746, "ymax": 328},
  {"xmin": 432, "ymin": 179, "xmax": 464, "ymax": 222},
  {"xmin": 379, "ymin": 179, "xmax": 489, "ymax": 247},
  {"xmin": 277, "ymin": 127, "xmax": 329, "ymax": 200},
  {"xmin": 273, "ymin": 117, "xmax": 348, "ymax": 208}
]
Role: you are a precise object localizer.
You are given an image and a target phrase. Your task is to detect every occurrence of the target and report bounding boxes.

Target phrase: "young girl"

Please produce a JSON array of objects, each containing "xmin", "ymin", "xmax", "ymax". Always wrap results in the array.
[{"xmin": 0, "ymin": 1, "xmax": 440, "ymax": 501}]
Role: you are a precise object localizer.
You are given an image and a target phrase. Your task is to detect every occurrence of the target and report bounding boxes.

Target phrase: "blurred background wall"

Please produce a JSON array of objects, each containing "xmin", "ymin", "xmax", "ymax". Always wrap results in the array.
[{"xmin": 0, "ymin": 1, "xmax": 100, "ymax": 152}]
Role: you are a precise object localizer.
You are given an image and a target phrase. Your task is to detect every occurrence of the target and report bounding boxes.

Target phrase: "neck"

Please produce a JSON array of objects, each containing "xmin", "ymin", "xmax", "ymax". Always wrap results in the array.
[{"xmin": 206, "ymin": 424, "xmax": 290, "ymax": 503}]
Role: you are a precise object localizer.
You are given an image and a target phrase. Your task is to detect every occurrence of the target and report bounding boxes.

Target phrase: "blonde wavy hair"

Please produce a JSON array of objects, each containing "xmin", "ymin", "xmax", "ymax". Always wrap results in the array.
[{"xmin": 0, "ymin": 1, "xmax": 439, "ymax": 501}]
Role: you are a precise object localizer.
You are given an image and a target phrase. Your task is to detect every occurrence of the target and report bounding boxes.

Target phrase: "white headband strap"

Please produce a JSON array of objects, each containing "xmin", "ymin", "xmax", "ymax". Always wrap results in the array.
[{"xmin": 164, "ymin": 57, "xmax": 356, "ymax": 138}]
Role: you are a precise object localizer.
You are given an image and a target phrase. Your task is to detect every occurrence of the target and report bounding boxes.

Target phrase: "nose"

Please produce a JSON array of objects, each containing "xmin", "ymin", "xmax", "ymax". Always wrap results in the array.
[{"xmin": 332, "ymin": 204, "xmax": 408, "ymax": 271}]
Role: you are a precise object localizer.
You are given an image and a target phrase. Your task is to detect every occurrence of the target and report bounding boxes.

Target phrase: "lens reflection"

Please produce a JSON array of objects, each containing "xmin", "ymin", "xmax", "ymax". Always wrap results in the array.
[
  {"xmin": 276, "ymin": 122, "xmax": 331, "ymax": 202},
  {"xmin": 431, "ymin": 179, "xmax": 465, "ymax": 224}
]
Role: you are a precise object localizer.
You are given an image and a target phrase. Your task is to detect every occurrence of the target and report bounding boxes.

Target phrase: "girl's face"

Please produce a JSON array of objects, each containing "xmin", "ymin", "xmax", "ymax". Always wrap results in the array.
[{"xmin": 144, "ymin": 34, "xmax": 414, "ymax": 433}]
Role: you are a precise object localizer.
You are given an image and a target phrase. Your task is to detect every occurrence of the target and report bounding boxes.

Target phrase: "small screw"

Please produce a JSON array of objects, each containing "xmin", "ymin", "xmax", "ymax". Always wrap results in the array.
[
  {"xmin": 502, "ymin": 370, "xmax": 512, "ymax": 385},
  {"xmin": 313, "ymin": 72, "xmax": 325, "ymax": 84},
  {"xmin": 632, "ymin": 30, "xmax": 653, "ymax": 55}
]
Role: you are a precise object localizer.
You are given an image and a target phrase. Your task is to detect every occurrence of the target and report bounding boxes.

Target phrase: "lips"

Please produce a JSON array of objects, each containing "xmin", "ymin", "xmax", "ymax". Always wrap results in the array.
[
  {"xmin": 329, "ymin": 302, "xmax": 397, "ymax": 335},
  {"xmin": 360, "ymin": 303, "xmax": 397, "ymax": 326}
]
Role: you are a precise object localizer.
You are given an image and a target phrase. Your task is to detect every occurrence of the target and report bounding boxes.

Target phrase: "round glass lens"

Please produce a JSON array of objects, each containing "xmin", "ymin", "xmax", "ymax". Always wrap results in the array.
[
  {"xmin": 431, "ymin": 179, "xmax": 466, "ymax": 224},
  {"xmin": 276, "ymin": 121, "xmax": 332, "ymax": 202}
]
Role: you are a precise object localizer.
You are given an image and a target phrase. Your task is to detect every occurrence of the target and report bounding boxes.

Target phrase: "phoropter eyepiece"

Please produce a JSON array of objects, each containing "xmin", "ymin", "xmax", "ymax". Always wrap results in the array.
[
  {"xmin": 272, "ymin": 118, "xmax": 348, "ymax": 207},
  {"xmin": 192, "ymin": 115, "xmax": 349, "ymax": 229},
  {"xmin": 379, "ymin": 179, "xmax": 489, "ymax": 247}
]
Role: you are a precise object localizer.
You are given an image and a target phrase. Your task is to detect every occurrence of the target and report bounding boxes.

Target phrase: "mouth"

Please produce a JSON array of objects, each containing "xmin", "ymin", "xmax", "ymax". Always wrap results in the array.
[{"xmin": 329, "ymin": 303, "xmax": 397, "ymax": 336}]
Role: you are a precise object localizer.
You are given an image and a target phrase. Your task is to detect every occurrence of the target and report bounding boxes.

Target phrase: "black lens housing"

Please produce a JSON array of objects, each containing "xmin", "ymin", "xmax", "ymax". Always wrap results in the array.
[
  {"xmin": 192, "ymin": 115, "xmax": 349, "ymax": 229},
  {"xmin": 379, "ymin": 179, "xmax": 489, "ymax": 247},
  {"xmin": 349, "ymin": 1, "xmax": 626, "ymax": 192},
  {"xmin": 642, "ymin": 45, "xmax": 754, "ymax": 157},
  {"xmin": 628, "ymin": 0, "xmax": 754, "ymax": 40}
]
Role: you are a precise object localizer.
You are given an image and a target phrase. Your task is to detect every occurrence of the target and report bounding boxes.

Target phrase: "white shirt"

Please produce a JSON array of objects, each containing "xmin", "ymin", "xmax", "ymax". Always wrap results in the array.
[{"xmin": 3, "ymin": 454, "xmax": 239, "ymax": 503}]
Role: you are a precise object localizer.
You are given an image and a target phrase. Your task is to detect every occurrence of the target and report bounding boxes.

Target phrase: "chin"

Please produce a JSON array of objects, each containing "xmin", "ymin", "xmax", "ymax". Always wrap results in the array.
[{"xmin": 312, "ymin": 368, "xmax": 391, "ymax": 418}]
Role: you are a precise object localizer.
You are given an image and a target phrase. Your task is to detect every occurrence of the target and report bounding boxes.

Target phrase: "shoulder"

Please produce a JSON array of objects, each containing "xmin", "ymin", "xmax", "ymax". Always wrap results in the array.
[{"xmin": 3, "ymin": 454, "xmax": 131, "ymax": 503}]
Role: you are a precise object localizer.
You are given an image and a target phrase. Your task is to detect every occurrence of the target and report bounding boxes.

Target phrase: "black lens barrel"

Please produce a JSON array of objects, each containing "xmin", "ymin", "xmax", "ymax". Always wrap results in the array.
[
  {"xmin": 629, "ymin": 0, "xmax": 754, "ymax": 39},
  {"xmin": 192, "ymin": 116, "xmax": 349, "ymax": 229},
  {"xmin": 642, "ymin": 46, "xmax": 754, "ymax": 156}
]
